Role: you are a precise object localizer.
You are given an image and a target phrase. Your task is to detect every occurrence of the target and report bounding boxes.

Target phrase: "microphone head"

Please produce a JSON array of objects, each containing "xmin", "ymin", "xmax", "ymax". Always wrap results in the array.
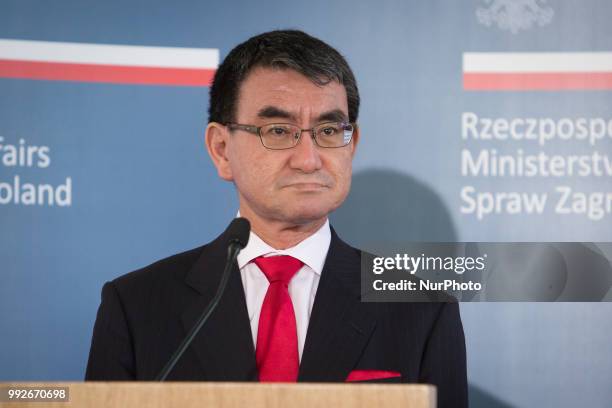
[{"xmin": 227, "ymin": 217, "xmax": 250, "ymax": 249}]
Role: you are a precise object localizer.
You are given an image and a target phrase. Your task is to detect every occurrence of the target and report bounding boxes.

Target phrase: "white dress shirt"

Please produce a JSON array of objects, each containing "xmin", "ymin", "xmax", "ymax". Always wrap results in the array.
[{"xmin": 236, "ymin": 217, "xmax": 331, "ymax": 362}]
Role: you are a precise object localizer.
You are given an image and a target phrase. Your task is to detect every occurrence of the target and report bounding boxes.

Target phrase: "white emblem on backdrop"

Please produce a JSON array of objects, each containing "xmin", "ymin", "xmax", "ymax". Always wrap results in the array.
[{"xmin": 476, "ymin": 0, "xmax": 554, "ymax": 34}]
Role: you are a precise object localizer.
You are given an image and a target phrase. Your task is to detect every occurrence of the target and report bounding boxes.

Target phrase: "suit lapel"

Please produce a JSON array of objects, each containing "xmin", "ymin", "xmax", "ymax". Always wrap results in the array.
[
  {"xmin": 298, "ymin": 229, "xmax": 378, "ymax": 382},
  {"xmin": 181, "ymin": 230, "xmax": 257, "ymax": 380}
]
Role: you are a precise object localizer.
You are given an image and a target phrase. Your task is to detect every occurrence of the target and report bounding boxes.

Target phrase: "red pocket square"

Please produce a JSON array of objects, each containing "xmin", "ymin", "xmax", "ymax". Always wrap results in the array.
[{"xmin": 346, "ymin": 369, "xmax": 401, "ymax": 382}]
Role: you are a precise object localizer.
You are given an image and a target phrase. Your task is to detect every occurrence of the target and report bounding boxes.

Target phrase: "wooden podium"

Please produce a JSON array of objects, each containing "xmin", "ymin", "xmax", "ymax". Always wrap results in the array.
[{"xmin": 1, "ymin": 382, "xmax": 435, "ymax": 408}]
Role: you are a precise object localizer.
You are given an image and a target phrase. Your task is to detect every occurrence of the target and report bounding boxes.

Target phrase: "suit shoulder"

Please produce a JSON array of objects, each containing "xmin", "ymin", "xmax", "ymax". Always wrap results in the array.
[
  {"xmin": 112, "ymin": 244, "xmax": 206, "ymax": 292},
  {"xmin": 329, "ymin": 226, "xmax": 362, "ymax": 258}
]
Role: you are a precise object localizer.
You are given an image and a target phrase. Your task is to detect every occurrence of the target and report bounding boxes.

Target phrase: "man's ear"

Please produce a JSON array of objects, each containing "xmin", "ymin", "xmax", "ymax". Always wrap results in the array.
[
  {"xmin": 350, "ymin": 124, "xmax": 360, "ymax": 158},
  {"xmin": 205, "ymin": 122, "xmax": 233, "ymax": 181}
]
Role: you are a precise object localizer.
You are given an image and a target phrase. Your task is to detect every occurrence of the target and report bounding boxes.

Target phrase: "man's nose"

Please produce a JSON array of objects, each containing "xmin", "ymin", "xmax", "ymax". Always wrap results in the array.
[{"xmin": 288, "ymin": 131, "xmax": 322, "ymax": 173}]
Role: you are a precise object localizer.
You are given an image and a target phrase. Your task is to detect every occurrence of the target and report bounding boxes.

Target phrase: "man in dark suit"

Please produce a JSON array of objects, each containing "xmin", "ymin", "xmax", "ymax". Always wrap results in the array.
[{"xmin": 86, "ymin": 30, "xmax": 467, "ymax": 408}]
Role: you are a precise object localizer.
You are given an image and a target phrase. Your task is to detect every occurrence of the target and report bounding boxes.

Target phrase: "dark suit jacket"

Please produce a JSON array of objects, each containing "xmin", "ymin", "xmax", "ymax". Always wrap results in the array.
[{"xmin": 86, "ymin": 226, "xmax": 468, "ymax": 408}]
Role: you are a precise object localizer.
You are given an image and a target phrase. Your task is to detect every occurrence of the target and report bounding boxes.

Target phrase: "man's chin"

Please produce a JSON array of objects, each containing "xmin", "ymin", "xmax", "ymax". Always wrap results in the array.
[
  {"xmin": 284, "ymin": 183, "xmax": 330, "ymax": 193},
  {"xmin": 272, "ymin": 205, "xmax": 333, "ymax": 226}
]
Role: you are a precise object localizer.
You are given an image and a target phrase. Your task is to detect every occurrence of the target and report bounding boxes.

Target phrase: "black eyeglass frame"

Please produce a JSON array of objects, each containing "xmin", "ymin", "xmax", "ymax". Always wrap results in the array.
[{"xmin": 224, "ymin": 121, "xmax": 357, "ymax": 150}]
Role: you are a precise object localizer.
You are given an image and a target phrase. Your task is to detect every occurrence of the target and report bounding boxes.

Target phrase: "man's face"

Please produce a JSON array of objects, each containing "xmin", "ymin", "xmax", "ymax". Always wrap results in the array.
[{"xmin": 214, "ymin": 66, "xmax": 358, "ymax": 226}]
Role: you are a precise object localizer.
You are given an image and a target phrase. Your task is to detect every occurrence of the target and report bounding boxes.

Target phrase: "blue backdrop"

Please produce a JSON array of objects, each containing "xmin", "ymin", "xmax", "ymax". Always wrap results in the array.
[{"xmin": 1, "ymin": 1, "xmax": 611, "ymax": 407}]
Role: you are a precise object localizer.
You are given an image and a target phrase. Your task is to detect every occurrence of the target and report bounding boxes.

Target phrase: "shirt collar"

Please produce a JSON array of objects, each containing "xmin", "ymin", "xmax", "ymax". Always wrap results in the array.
[{"xmin": 236, "ymin": 213, "xmax": 331, "ymax": 275}]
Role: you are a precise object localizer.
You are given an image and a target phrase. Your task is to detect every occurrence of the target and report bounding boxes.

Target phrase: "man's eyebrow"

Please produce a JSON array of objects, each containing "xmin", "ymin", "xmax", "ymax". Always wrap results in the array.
[
  {"xmin": 257, "ymin": 106, "xmax": 296, "ymax": 121},
  {"xmin": 317, "ymin": 109, "xmax": 348, "ymax": 123},
  {"xmin": 256, "ymin": 106, "xmax": 349, "ymax": 123}
]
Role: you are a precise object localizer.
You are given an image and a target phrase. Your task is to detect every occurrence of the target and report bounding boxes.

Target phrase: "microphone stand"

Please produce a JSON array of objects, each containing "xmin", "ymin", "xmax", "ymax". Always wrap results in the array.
[{"xmin": 155, "ymin": 241, "xmax": 242, "ymax": 381}]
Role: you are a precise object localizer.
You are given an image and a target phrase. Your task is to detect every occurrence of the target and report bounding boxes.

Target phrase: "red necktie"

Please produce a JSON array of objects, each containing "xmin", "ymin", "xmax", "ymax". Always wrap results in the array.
[{"xmin": 253, "ymin": 255, "xmax": 303, "ymax": 382}]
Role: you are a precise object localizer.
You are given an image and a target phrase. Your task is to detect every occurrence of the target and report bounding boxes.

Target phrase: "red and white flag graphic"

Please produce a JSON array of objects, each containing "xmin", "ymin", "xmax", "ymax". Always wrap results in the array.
[
  {"xmin": 0, "ymin": 39, "xmax": 218, "ymax": 86},
  {"xmin": 463, "ymin": 52, "xmax": 612, "ymax": 91}
]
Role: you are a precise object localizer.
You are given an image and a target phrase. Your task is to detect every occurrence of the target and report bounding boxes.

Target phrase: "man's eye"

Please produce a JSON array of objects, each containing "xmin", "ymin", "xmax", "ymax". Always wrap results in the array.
[
  {"xmin": 266, "ymin": 127, "xmax": 291, "ymax": 136},
  {"xmin": 319, "ymin": 126, "xmax": 339, "ymax": 136}
]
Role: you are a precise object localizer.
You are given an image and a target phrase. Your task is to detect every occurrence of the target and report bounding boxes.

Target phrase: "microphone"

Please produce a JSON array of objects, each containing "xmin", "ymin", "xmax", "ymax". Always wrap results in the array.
[{"xmin": 156, "ymin": 217, "xmax": 250, "ymax": 381}]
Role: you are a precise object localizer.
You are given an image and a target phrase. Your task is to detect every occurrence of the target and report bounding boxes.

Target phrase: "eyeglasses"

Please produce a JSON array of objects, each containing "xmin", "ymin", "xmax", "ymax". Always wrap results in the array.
[{"xmin": 225, "ymin": 121, "xmax": 356, "ymax": 150}]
